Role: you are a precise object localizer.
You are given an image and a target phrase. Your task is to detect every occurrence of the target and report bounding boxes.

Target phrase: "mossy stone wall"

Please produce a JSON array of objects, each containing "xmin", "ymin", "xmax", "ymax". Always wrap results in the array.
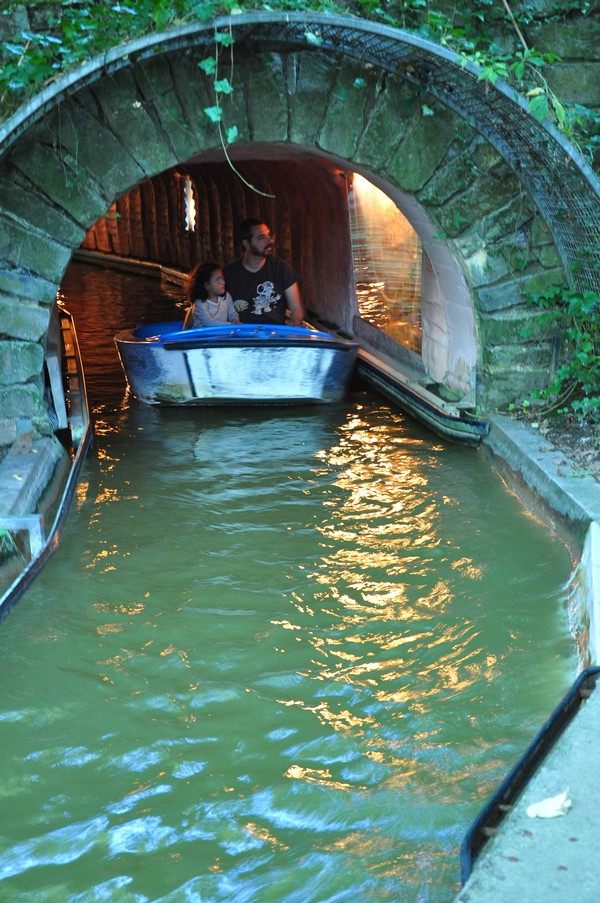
[{"xmin": 0, "ymin": 12, "xmax": 596, "ymax": 444}]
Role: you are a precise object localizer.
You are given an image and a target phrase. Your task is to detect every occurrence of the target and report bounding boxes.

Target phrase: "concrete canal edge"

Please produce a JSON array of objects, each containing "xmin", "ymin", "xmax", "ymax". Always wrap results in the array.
[
  {"xmin": 456, "ymin": 414, "xmax": 600, "ymax": 903},
  {"xmin": 483, "ymin": 413, "xmax": 600, "ymax": 660}
]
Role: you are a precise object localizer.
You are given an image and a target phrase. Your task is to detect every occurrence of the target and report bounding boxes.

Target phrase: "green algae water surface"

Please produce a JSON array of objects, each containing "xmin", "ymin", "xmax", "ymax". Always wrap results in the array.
[{"xmin": 0, "ymin": 264, "xmax": 577, "ymax": 901}]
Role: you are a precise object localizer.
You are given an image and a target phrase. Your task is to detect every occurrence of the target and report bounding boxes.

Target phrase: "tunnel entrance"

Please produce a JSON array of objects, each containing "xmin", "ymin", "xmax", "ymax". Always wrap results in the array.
[{"xmin": 78, "ymin": 149, "xmax": 477, "ymax": 409}]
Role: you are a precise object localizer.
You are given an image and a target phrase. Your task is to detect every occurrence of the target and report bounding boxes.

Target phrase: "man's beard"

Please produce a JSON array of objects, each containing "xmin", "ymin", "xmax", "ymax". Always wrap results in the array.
[{"xmin": 250, "ymin": 240, "xmax": 273, "ymax": 258}]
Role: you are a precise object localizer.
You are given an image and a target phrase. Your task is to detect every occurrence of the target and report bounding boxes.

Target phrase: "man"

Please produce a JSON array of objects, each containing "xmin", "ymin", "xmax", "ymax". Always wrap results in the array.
[{"xmin": 224, "ymin": 218, "xmax": 305, "ymax": 326}]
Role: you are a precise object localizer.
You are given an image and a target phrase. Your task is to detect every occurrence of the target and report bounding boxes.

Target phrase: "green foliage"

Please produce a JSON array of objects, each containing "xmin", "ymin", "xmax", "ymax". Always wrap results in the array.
[
  {"xmin": 0, "ymin": 1, "xmax": 597, "ymax": 165},
  {"xmin": 0, "ymin": 1, "xmax": 188, "ymax": 112},
  {"xmin": 527, "ymin": 284, "xmax": 600, "ymax": 424},
  {"xmin": 197, "ymin": 27, "xmax": 274, "ymax": 197},
  {"xmin": 0, "ymin": 527, "xmax": 22, "ymax": 564}
]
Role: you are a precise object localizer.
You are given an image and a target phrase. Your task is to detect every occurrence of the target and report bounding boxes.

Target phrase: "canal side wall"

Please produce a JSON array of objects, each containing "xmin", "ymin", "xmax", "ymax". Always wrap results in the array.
[{"xmin": 483, "ymin": 416, "xmax": 600, "ymax": 666}]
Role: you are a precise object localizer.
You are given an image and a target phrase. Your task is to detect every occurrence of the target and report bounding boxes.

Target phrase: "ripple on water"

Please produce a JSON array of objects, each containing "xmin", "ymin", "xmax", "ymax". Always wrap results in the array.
[{"xmin": 0, "ymin": 263, "xmax": 577, "ymax": 902}]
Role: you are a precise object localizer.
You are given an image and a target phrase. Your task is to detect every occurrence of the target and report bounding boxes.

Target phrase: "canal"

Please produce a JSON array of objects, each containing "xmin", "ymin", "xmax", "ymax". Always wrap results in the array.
[{"xmin": 0, "ymin": 263, "xmax": 577, "ymax": 901}]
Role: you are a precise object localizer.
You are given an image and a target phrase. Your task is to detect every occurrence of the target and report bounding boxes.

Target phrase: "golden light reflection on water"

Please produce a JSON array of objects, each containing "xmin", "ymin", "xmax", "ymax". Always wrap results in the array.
[
  {"xmin": 285, "ymin": 764, "xmax": 353, "ymax": 791},
  {"xmin": 349, "ymin": 173, "xmax": 422, "ymax": 352},
  {"xmin": 3, "ymin": 263, "xmax": 571, "ymax": 903},
  {"xmin": 245, "ymin": 821, "xmax": 289, "ymax": 851}
]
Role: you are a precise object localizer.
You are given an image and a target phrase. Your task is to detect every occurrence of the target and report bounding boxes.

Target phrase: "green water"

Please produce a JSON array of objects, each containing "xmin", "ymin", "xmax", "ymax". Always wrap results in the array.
[{"xmin": 0, "ymin": 265, "xmax": 576, "ymax": 901}]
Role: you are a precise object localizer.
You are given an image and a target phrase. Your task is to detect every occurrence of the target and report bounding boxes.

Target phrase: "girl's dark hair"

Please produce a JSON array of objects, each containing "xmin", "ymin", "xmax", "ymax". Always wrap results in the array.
[{"xmin": 187, "ymin": 261, "xmax": 221, "ymax": 302}]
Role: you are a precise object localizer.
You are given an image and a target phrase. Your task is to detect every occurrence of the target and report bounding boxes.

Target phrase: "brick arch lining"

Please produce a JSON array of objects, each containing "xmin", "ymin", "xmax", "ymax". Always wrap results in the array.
[{"xmin": 1, "ymin": 12, "xmax": 597, "ymax": 444}]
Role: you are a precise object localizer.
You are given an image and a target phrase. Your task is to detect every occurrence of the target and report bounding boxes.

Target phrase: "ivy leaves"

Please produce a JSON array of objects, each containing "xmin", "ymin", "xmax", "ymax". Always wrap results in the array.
[
  {"xmin": 197, "ymin": 29, "xmax": 272, "ymax": 196},
  {"xmin": 526, "ymin": 284, "xmax": 600, "ymax": 424},
  {"xmin": 199, "ymin": 30, "xmax": 237, "ymax": 143}
]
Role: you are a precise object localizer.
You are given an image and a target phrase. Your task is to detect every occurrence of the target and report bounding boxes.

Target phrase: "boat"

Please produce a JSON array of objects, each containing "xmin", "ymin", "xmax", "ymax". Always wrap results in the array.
[{"xmin": 114, "ymin": 321, "xmax": 358, "ymax": 406}]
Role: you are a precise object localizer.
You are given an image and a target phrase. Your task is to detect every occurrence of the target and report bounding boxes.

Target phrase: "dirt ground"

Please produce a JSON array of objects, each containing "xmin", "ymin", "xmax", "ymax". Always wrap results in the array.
[{"xmin": 514, "ymin": 410, "xmax": 600, "ymax": 483}]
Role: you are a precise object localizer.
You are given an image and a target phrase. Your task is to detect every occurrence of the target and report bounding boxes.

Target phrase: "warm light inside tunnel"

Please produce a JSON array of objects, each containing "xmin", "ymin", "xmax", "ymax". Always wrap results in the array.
[
  {"xmin": 349, "ymin": 174, "xmax": 422, "ymax": 353},
  {"xmin": 183, "ymin": 175, "xmax": 196, "ymax": 233}
]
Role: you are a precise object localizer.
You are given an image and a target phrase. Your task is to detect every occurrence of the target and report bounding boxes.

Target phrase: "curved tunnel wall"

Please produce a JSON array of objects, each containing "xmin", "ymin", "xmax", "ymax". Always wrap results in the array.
[
  {"xmin": 0, "ymin": 14, "xmax": 584, "ymax": 445},
  {"xmin": 79, "ymin": 155, "xmax": 357, "ymax": 334}
]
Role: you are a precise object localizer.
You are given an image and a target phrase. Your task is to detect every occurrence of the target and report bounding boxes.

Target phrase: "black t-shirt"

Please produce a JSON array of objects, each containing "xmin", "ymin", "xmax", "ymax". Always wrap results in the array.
[{"xmin": 224, "ymin": 257, "xmax": 298, "ymax": 324}]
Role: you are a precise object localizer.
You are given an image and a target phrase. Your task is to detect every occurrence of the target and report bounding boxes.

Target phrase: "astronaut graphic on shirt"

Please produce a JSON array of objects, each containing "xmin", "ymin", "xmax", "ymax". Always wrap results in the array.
[
  {"xmin": 224, "ymin": 257, "xmax": 297, "ymax": 325},
  {"xmin": 252, "ymin": 281, "xmax": 281, "ymax": 316}
]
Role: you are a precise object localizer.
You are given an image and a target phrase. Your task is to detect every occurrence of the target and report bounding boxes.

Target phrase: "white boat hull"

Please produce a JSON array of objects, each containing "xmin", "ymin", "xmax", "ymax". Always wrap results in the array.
[{"xmin": 114, "ymin": 322, "xmax": 358, "ymax": 406}]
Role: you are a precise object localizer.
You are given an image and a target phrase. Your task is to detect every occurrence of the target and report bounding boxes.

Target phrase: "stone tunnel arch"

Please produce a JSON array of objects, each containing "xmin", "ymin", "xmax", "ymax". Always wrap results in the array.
[{"xmin": 0, "ymin": 11, "xmax": 598, "ymax": 446}]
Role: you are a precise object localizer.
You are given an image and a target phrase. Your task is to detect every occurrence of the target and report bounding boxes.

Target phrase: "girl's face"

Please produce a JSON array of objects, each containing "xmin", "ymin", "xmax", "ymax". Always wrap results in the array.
[{"xmin": 205, "ymin": 270, "xmax": 225, "ymax": 297}]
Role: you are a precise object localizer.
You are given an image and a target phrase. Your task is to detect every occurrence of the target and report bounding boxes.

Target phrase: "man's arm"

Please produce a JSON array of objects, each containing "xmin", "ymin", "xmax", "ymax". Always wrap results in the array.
[{"xmin": 285, "ymin": 282, "xmax": 305, "ymax": 326}]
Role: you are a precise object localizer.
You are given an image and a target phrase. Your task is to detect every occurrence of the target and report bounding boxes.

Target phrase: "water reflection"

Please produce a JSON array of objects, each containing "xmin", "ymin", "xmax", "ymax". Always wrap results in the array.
[
  {"xmin": 0, "ymin": 262, "xmax": 577, "ymax": 901},
  {"xmin": 349, "ymin": 174, "xmax": 422, "ymax": 352}
]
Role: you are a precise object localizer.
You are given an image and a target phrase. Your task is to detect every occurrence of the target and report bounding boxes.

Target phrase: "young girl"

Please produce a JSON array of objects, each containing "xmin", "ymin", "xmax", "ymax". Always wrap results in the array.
[{"xmin": 184, "ymin": 261, "xmax": 240, "ymax": 328}]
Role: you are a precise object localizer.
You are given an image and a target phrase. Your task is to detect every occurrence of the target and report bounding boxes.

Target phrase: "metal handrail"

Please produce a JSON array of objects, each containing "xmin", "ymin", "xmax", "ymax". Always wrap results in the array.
[
  {"xmin": 460, "ymin": 665, "xmax": 600, "ymax": 884},
  {"xmin": 0, "ymin": 311, "xmax": 93, "ymax": 622}
]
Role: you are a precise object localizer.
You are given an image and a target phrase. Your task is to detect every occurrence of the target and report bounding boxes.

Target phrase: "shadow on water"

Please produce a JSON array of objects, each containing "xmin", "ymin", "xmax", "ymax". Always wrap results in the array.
[{"xmin": 0, "ymin": 262, "xmax": 578, "ymax": 902}]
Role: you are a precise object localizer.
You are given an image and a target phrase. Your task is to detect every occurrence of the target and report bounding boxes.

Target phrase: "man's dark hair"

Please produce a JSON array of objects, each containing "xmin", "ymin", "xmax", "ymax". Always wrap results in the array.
[{"xmin": 236, "ymin": 217, "xmax": 270, "ymax": 247}]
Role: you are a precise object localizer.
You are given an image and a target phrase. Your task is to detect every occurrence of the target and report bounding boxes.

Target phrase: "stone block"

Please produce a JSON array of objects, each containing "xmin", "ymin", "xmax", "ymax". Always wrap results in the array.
[
  {"xmin": 243, "ymin": 52, "xmax": 288, "ymax": 144},
  {"xmin": 0, "ymin": 6, "xmax": 28, "ymax": 40},
  {"xmin": 0, "ymin": 269, "xmax": 56, "ymax": 304},
  {"xmin": 355, "ymin": 78, "xmax": 420, "ymax": 171},
  {"xmin": 0, "ymin": 341, "xmax": 44, "ymax": 385},
  {"xmin": 387, "ymin": 105, "xmax": 457, "ymax": 192},
  {"xmin": 432, "ymin": 168, "xmax": 521, "ymax": 238},
  {"xmin": 483, "ymin": 341, "xmax": 555, "ymax": 368},
  {"xmin": 0, "ymin": 176, "xmax": 86, "ymax": 247},
  {"xmin": 10, "ymin": 137, "xmax": 108, "ymax": 228},
  {"xmin": 478, "ymin": 308, "xmax": 559, "ymax": 346},
  {"xmin": 318, "ymin": 58, "xmax": 374, "ymax": 159},
  {"xmin": 0, "ymin": 418, "xmax": 17, "ymax": 447},
  {"xmin": 481, "ymin": 193, "xmax": 539, "ymax": 243},
  {"xmin": 528, "ymin": 19, "xmax": 600, "ymax": 60},
  {"xmin": 545, "ymin": 63, "xmax": 600, "ymax": 106},
  {"xmin": 540, "ymin": 243, "xmax": 562, "ymax": 269},
  {"xmin": 171, "ymin": 54, "xmax": 225, "ymax": 147},
  {"xmin": 0, "ymin": 216, "xmax": 71, "ymax": 284},
  {"xmin": 464, "ymin": 246, "xmax": 512, "ymax": 288},
  {"xmin": 479, "ymin": 363, "xmax": 553, "ymax": 407},
  {"xmin": 93, "ymin": 68, "xmax": 178, "ymax": 176},
  {"xmin": 476, "ymin": 279, "xmax": 528, "ymax": 313},
  {"xmin": 46, "ymin": 97, "xmax": 145, "ymax": 202},
  {"xmin": 137, "ymin": 56, "xmax": 202, "ymax": 162},
  {"xmin": 531, "ymin": 216, "xmax": 555, "ymax": 248},
  {"xmin": 0, "ymin": 383, "xmax": 46, "ymax": 419},
  {"xmin": 288, "ymin": 52, "xmax": 338, "ymax": 146},
  {"xmin": 453, "ymin": 195, "xmax": 539, "ymax": 262},
  {"xmin": 0, "ymin": 435, "xmax": 65, "ymax": 516},
  {"xmin": 419, "ymin": 136, "xmax": 501, "ymax": 206},
  {"xmin": 0, "ymin": 297, "xmax": 50, "ymax": 342},
  {"xmin": 521, "ymin": 267, "xmax": 566, "ymax": 296}
]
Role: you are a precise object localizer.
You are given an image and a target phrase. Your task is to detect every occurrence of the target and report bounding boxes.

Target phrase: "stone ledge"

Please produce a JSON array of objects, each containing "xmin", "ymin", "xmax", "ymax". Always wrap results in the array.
[
  {"xmin": 0, "ymin": 435, "xmax": 65, "ymax": 517},
  {"xmin": 484, "ymin": 414, "xmax": 600, "ymax": 528}
]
